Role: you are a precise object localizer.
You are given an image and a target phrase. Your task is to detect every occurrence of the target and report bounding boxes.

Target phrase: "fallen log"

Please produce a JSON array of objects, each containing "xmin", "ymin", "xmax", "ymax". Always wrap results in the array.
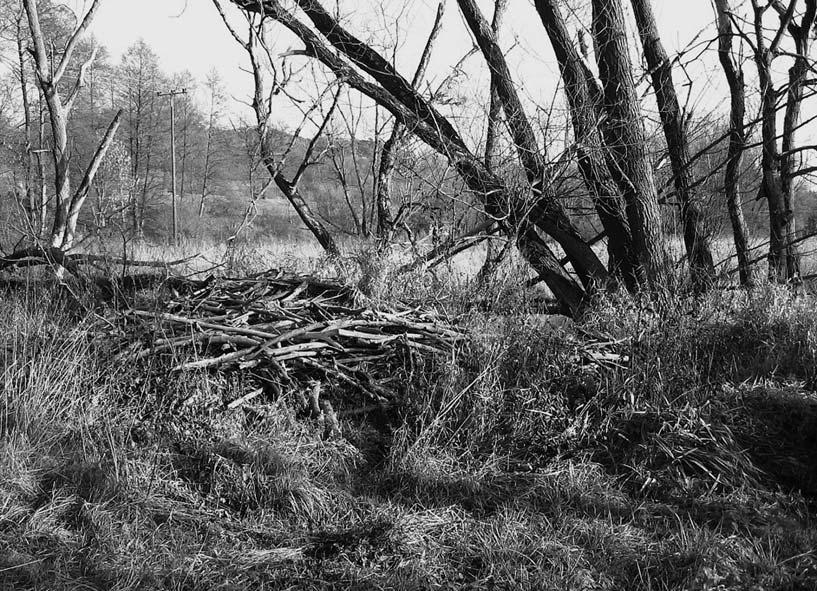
[{"xmin": 0, "ymin": 245, "xmax": 197, "ymax": 272}]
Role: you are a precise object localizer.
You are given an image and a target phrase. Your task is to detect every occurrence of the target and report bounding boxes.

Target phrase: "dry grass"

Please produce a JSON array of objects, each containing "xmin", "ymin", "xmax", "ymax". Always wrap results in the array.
[{"xmin": 1, "ymin": 251, "xmax": 817, "ymax": 590}]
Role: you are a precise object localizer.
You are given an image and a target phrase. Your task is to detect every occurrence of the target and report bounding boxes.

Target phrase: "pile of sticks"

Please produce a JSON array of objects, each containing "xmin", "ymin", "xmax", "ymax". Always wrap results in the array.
[{"xmin": 115, "ymin": 270, "xmax": 463, "ymax": 410}]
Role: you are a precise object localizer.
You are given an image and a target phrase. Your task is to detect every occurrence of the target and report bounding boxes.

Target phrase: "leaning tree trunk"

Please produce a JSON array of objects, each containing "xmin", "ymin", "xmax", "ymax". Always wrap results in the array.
[
  {"xmin": 457, "ymin": 0, "xmax": 608, "ymax": 290},
  {"xmin": 714, "ymin": 0, "xmax": 753, "ymax": 285},
  {"xmin": 591, "ymin": 0, "xmax": 667, "ymax": 287},
  {"xmin": 534, "ymin": 0, "xmax": 636, "ymax": 287},
  {"xmin": 631, "ymin": 0, "xmax": 715, "ymax": 288},
  {"xmin": 230, "ymin": 0, "xmax": 589, "ymax": 312},
  {"xmin": 483, "ymin": 0, "xmax": 507, "ymax": 175},
  {"xmin": 63, "ymin": 110, "xmax": 124, "ymax": 249}
]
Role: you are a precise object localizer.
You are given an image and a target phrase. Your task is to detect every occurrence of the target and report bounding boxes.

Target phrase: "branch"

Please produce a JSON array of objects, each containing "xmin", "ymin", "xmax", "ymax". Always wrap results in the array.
[
  {"xmin": 786, "ymin": 164, "xmax": 817, "ymax": 178},
  {"xmin": 21, "ymin": 0, "xmax": 49, "ymax": 82},
  {"xmin": 292, "ymin": 85, "xmax": 341, "ymax": 189},
  {"xmin": 780, "ymin": 143, "xmax": 817, "ymax": 157},
  {"xmin": 0, "ymin": 246, "xmax": 200, "ymax": 272},
  {"xmin": 52, "ymin": 0, "xmax": 103, "ymax": 84},
  {"xmin": 65, "ymin": 45, "xmax": 99, "ymax": 114},
  {"xmin": 212, "ymin": 0, "xmax": 251, "ymax": 49},
  {"xmin": 770, "ymin": 0, "xmax": 797, "ymax": 56},
  {"xmin": 67, "ymin": 109, "xmax": 124, "ymax": 220},
  {"xmin": 396, "ymin": 220, "xmax": 498, "ymax": 274},
  {"xmin": 411, "ymin": 0, "xmax": 446, "ymax": 88},
  {"xmin": 234, "ymin": 0, "xmax": 469, "ymax": 152}
]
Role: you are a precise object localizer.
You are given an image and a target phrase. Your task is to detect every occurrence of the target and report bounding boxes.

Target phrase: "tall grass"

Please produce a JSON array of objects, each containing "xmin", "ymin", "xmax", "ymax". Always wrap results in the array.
[{"xmin": 1, "ymin": 266, "xmax": 817, "ymax": 589}]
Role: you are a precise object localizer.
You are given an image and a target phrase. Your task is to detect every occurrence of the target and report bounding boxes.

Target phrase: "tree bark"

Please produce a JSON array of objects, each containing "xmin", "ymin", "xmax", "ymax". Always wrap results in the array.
[
  {"xmin": 630, "ymin": 0, "xmax": 715, "ymax": 288},
  {"xmin": 477, "ymin": 0, "xmax": 510, "ymax": 283},
  {"xmin": 591, "ymin": 0, "xmax": 668, "ymax": 287},
  {"xmin": 752, "ymin": 0, "xmax": 799, "ymax": 281},
  {"xmin": 484, "ymin": 0, "xmax": 508, "ymax": 174},
  {"xmin": 457, "ymin": 0, "xmax": 607, "ymax": 290},
  {"xmin": 516, "ymin": 223, "xmax": 586, "ymax": 316},
  {"xmin": 780, "ymin": 0, "xmax": 816, "ymax": 279},
  {"xmin": 713, "ymin": 0, "xmax": 753, "ymax": 285},
  {"xmin": 199, "ymin": 122, "xmax": 215, "ymax": 218},
  {"xmin": 534, "ymin": 0, "xmax": 635, "ymax": 286},
  {"xmin": 36, "ymin": 90, "xmax": 47, "ymax": 236},
  {"xmin": 62, "ymin": 110, "xmax": 124, "ymax": 248}
]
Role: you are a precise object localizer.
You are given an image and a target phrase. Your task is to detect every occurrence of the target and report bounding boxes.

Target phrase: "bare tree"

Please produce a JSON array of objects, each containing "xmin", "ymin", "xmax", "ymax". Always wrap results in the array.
[
  {"xmin": 120, "ymin": 40, "xmax": 164, "ymax": 236},
  {"xmin": 457, "ymin": 0, "xmax": 608, "ymax": 289},
  {"xmin": 534, "ymin": 0, "xmax": 635, "ymax": 286},
  {"xmin": 780, "ymin": 1, "xmax": 817, "ymax": 197},
  {"xmin": 375, "ymin": 0, "xmax": 446, "ymax": 246},
  {"xmin": 199, "ymin": 69, "xmax": 226, "ymax": 218},
  {"xmin": 22, "ymin": 0, "xmax": 123, "ymax": 251},
  {"xmin": 249, "ymin": 0, "xmax": 594, "ymax": 310},
  {"xmin": 14, "ymin": 5, "xmax": 37, "ymax": 236},
  {"xmin": 325, "ymin": 90, "xmax": 375, "ymax": 238},
  {"xmin": 749, "ymin": 0, "xmax": 808, "ymax": 281},
  {"xmin": 591, "ymin": 0, "xmax": 668, "ymax": 286},
  {"xmin": 213, "ymin": 0, "xmax": 339, "ymax": 256},
  {"xmin": 713, "ymin": 0, "xmax": 754, "ymax": 285},
  {"xmin": 630, "ymin": 0, "xmax": 715, "ymax": 287},
  {"xmin": 227, "ymin": 0, "xmax": 695, "ymax": 311},
  {"xmin": 476, "ymin": 0, "xmax": 511, "ymax": 283}
]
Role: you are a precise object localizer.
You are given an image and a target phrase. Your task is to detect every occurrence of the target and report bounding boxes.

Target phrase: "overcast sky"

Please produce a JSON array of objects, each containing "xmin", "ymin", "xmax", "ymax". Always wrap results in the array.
[{"xmin": 68, "ymin": 0, "xmax": 722, "ymax": 130}]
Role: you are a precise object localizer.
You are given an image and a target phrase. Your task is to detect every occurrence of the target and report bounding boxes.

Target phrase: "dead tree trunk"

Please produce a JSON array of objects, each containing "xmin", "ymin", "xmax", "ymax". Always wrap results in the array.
[
  {"xmin": 36, "ymin": 89, "xmax": 47, "ymax": 236},
  {"xmin": 64, "ymin": 110, "xmax": 124, "ymax": 247},
  {"xmin": 714, "ymin": 0, "xmax": 753, "ymax": 285},
  {"xmin": 630, "ymin": 0, "xmax": 715, "ymax": 287},
  {"xmin": 199, "ymin": 121, "xmax": 215, "ymax": 218},
  {"xmin": 484, "ymin": 0, "xmax": 508, "ymax": 174},
  {"xmin": 591, "ymin": 0, "xmax": 668, "ymax": 287},
  {"xmin": 781, "ymin": 0, "xmax": 817, "ymax": 196},
  {"xmin": 534, "ymin": 0, "xmax": 636, "ymax": 287},
  {"xmin": 22, "ymin": 0, "xmax": 121, "ymax": 251}
]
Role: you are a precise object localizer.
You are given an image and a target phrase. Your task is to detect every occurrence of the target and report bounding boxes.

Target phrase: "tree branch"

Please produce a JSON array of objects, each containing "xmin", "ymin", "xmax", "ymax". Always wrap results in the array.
[
  {"xmin": 67, "ymin": 109, "xmax": 124, "ymax": 221},
  {"xmin": 64, "ymin": 45, "xmax": 99, "ymax": 114},
  {"xmin": 52, "ymin": 0, "xmax": 103, "ymax": 84}
]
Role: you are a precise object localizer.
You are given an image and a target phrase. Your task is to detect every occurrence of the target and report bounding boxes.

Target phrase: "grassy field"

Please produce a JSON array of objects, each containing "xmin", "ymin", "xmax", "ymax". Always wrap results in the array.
[{"xmin": 1, "ymin": 244, "xmax": 817, "ymax": 590}]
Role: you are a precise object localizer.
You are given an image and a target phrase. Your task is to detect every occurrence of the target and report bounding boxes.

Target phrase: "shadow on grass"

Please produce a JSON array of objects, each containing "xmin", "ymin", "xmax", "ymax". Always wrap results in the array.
[{"xmin": 734, "ymin": 388, "xmax": 817, "ymax": 499}]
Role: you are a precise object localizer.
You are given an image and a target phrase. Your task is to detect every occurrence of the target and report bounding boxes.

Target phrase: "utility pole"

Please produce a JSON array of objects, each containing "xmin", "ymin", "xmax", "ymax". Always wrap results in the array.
[{"xmin": 157, "ymin": 88, "xmax": 187, "ymax": 244}]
